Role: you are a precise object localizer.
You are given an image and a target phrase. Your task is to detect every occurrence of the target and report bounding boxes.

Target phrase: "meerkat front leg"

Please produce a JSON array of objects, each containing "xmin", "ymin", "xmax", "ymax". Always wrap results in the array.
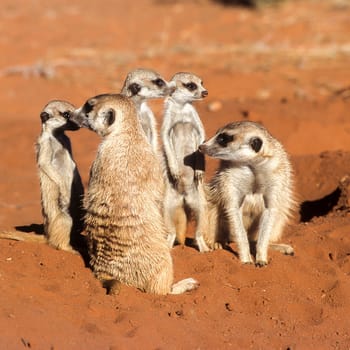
[
  {"xmin": 194, "ymin": 150, "xmax": 205, "ymax": 184},
  {"xmin": 255, "ymin": 208, "xmax": 279, "ymax": 266},
  {"xmin": 227, "ymin": 204, "xmax": 253, "ymax": 264},
  {"xmin": 165, "ymin": 135, "xmax": 181, "ymax": 184}
]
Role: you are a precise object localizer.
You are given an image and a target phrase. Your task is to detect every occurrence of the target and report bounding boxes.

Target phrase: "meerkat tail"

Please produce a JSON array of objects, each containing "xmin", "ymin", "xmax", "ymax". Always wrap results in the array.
[
  {"xmin": 269, "ymin": 243, "xmax": 294, "ymax": 256},
  {"xmin": 0, "ymin": 231, "xmax": 46, "ymax": 243},
  {"xmin": 170, "ymin": 277, "xmax": 199, "ymax": 295},
  {"xmin": 174, "ymin": 206, "xmax": 187, "ymax": 246}
]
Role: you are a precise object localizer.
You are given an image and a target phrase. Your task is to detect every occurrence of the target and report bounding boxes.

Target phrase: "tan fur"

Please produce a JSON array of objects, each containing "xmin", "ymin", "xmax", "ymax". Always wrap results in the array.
[
  {"xmin": 161, "ymin": 72, "xmax": 210, "ymax": 252},
  {"xmin": 121, "ymin": 68, "xmax": 171, "ymax": 154},
  {"xmin": 71, "ymin": 94, "xmax": 198, "ymax": 295},
  {"xmin": 0, "ymin": 101, "xmax": 84, "ymax": 253},
  {"xmin": 199, "ymin": 121, "xmax": 297, "ymax": 266}
]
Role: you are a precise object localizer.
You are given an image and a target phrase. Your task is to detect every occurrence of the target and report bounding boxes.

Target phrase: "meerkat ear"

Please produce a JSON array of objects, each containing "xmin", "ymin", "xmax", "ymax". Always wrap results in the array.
[
  {"xmin": 106, "ymin": 109, "xmax": 115, "ymax": 126},
  {"xmin": 250, "ymin": 137, "xmax": 263, "ymax": 152},
  {"xmin": 87, "ymin": 97, "xmax": 98, "ymax": 106},
  {"xmin": 128, "ymin": 83, "xmax": 141, "ymax": 96},
  {"xmin": 40, "ymin": 111, "xmax": 50, "ymax": 123}
]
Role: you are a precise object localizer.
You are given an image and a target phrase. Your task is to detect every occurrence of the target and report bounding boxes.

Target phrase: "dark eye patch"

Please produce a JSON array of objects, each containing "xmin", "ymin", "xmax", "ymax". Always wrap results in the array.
[
  {"xmin": 82, "ymin": 101, "xmax": 94, "ymax": 114},
  {"xmin": 106, "ymin": 109, "xmax": 115, "ymax": 126},
  {"xmin": 128, "ymin": 83, "xmax": 141, "ymax": 95},
  {"xmin": 152, "ymin": 78, "xmax": 165, "ymax": 88},
  {"xmin": 183, "ymin": 82, "xmax": 197, "ymax": 91},
  {"xmin": 250, "ymin": 137, "xmax": 263, "ymax": 152},
  {"xmin": 216, "ymin": 133, "xmax": 234, "ymax": 147},
  {"xmin": 40, "ymin": 111, "xmax": 50, "ymax": 123}
]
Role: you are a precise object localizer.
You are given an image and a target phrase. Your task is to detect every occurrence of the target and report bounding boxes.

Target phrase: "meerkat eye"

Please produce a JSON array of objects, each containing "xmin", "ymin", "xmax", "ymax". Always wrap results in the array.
[
  {"xmin": 40, "ymin": 111, "xmax": 50, "ymax": 123},
  {"xmin": 183, "ymin": 82, "xmax": 197, "ymax": 91},
  {"xmin": 250, "ymin": 137, "xmax": 263, "ymax": 152},
  {"xmin": 152, "ymin": 78, "xmax": 165, "ymax": 88},
  {"xmin": 62, "ymin": 111, "xmax": 71, "ymax": 119},
  {"xmin": 216, "ymin": 133, "xmax": 234, "ymax": 147},
  {"xmin": 129, "ymin": 83, "xmax": 141, "ymax": 95}
]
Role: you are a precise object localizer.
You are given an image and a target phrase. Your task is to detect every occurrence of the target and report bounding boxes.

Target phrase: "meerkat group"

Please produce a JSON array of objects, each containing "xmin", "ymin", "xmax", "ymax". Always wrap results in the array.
[{"xmin": 0, "ymin": 68, "xmax": 297, "ymax": 295}]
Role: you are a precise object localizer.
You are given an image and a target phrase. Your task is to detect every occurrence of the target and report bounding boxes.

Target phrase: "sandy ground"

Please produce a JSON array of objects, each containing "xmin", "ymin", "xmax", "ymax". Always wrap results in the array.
[{"xmin": 0, "ymin": 0, "xmax": 350, "ymax": 348}]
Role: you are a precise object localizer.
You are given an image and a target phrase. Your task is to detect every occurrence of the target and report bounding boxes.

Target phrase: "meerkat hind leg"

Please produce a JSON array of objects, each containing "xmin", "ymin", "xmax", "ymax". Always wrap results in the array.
[
  {"xmin": 170, "ymin": 278, "xmax": 199, "ymax": 295},
  {"xmin": 269, "ymin": 243, "xmax": 294, "ymax": 256},
  {"xmin": 173, "ymin": 206, "xmax": 187, "ymax": 246},
  {"xmin": 164, "ymin": 191, "xmax": 183, "ymax": 248},
  {"xmin": 186, "ymin": 190, "xmax": 210, "ymax": 253},
  {"xmin": 47, "ymin": 212, "xmax": 77, "ymax": 254}
]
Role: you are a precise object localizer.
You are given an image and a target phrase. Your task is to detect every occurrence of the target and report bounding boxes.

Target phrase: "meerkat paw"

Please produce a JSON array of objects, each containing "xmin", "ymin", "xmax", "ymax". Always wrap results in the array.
[
  {"xmin": 169, "ymin": 171, "xmax": 181, "ymax": 186},
  {"xmin": 240, "ymin": 255, "xmax": 254, "ymax": 265},
  {"xmin": 102, "ymin": 279, "xmax": 121, "ymax": 296},
  {"xmin": 170, "ymin": 277, "xmax": 199, "ymax": 294},
  {"xmin": 255, "ymin": 260, "xmax": 268, "ymax": 267},
  {"xmin": 167, "ymin": 233, "xmax": 176, "ymax": 248},
  {"xmin": 194, "ymin": 170, "xmax": 204, "ymax": 184},
  {"xmin": 213, "ymin": 242, "xmax": 223, "ymax": 250},
  {"xmin": 255, "ymin": 250, "xmax": 268, "ymax": 267},
  {"xmin": 196, "ymin": 236, "xmax": 210, "ymax": 253}
]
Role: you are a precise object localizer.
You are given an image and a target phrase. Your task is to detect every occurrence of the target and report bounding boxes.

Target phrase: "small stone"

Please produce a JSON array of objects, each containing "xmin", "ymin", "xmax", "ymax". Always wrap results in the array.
[{"xmin": 207, "ymin": 100, "xmax": 222, "ymax": 112}]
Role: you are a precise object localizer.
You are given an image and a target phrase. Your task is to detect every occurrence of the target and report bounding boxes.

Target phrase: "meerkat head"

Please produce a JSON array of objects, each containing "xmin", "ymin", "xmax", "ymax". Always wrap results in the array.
[
  {"xmin": 71, "ymin": 94, "xmax": 137, "ymax": 137},
  {"xmin": 168, "ymin": 72, "xmax": 208, "ymax": 103},
  {"xmin": 120, "ymin": 68, "xmax": 170, "ymax": 101},
  {"xmin": 199, "ymin": 121, "xmax": 273, "ymax": 164},
  {"xmin": 40, "ymin": 100, "xmax": 79, "ymax": 133}
]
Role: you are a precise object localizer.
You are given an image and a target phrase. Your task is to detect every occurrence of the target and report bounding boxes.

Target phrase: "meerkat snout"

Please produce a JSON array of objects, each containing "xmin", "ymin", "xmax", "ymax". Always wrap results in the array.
[{"xmin": 201, "ymin": 90, "xmax": 208, "ymax": 98}]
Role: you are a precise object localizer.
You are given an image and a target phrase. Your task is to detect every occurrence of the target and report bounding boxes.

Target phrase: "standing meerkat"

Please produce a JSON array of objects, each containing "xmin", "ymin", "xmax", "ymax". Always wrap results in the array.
[
  {"xmin": 161, "ymin": 72, "xmax": 209, "ymax": 253},
  {"xmin": 0, "ymin": 101, "xmax": 85, "ymax": 253},
  {"xmin": 70, "ymin": 93, "xmax": 198, "ymax": 295},
  {"xmin": 199, "ymin": 121, "xmax": 296, "ymax": 266},
  {"xmin": 120, "ymin": 68, "xmax": 170, "ymax": 153}
]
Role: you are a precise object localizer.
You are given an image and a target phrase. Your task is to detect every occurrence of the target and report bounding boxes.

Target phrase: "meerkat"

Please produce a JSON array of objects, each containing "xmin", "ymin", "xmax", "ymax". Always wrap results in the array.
[
  {"xmin": 0, "ymin": 100, "xmax": 85, "ymax": 252},
  {"xmin": 70, "ymin": 93, "xmax": 198, "ymax": 295},
  {"xmin": 161, "ymin": 72, "xmax": 210, "ymax": 253},
  {"xmin": 120, "ymin": 68, "xmax": 171, "ymax": 154},
  {"xmin": 199, "ymin": 121, "xmax": 296, "ymax": 266}
]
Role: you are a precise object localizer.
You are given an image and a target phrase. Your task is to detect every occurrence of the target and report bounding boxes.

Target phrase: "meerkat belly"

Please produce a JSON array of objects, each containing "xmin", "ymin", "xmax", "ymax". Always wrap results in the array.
[
  {"xmin": 170, "ymin": 121, "xmax": 200, "ymax": 186},
  {"xmin": 39, "ymin": 172, "xmax": 61, "ymax": 220}
]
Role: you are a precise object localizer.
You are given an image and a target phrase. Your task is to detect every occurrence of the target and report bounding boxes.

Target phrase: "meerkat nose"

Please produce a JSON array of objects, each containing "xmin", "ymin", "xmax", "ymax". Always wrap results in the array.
[
  {"xmin": 201, "ymin": 90, "xmax": 208, "ymax": 98},
  {"xmin": 168, "ymin": 81, "xmax": 177, "ymax": 94},
  {"xmin": 198, "ymin": 144, "xmax": 205, "ymax": 153}
]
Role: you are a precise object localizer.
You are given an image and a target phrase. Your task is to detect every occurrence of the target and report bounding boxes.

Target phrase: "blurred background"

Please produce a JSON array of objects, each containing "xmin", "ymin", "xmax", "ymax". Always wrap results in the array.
[{"xmin": 0, "ymin": 0, "xmax": 349, "ymax": 226}]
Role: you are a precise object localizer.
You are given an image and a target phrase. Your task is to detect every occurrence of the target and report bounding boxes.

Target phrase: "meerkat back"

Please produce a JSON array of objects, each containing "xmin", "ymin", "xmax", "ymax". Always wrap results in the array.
[{"xmin": 71, "ymin": 94, "xmax": 198, "ymax": 295}]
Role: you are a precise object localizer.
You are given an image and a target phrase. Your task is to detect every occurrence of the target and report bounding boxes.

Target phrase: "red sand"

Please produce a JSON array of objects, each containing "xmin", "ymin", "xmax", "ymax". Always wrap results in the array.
[{"xmin": 1, "ymin": 0, "xmax": 350, "ymax": 348}]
